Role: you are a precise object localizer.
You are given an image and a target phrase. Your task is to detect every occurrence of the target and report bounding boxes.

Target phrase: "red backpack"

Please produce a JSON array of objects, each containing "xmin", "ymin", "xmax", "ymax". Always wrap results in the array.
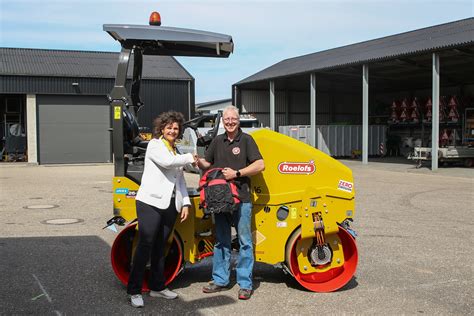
[{"xmin": 198, "ymin": 168, "xmax": 241, "ymax": 214}]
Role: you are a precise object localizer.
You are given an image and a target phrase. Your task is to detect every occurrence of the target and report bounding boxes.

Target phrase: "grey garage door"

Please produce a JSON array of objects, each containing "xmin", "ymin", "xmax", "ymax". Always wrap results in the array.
[{"xmin": 37, "ymin": 95, "xmax": 111, "ymax": 164}]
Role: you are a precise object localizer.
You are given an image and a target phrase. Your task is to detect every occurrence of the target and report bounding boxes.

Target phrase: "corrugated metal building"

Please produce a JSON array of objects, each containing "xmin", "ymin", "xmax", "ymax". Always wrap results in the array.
[
  {"xmin": 232, "ymin": 18, "xmax": 474, "ymax": 168},
  {"xmin": 196, "ymin": 98, "xmax": 232, "ymax": 113},
  {"xmin": 0, "ymin": 47, "xmax": 194, "ymax": 164}
]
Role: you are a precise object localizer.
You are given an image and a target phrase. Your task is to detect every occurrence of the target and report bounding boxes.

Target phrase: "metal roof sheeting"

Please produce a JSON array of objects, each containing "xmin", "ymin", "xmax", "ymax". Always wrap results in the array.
[
  {"xmin": 237, "ymin": 18, "xmax": 474, "ymax": 85},
  {"xmin": 0, "ymin": 47, "xmax": 193, "ymax": 80},
  {"xmin": 196, "ymin": 98, "xmax": 232, "ymax": 108}
]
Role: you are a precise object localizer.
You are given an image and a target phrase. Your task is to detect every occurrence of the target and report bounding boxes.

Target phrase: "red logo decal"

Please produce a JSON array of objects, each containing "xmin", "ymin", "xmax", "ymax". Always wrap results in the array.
[
  {"xmin": 338, "ymin": 180, "xmax": 353, "ymax": 192},
  {"xmin": 278, "ymin": 160, "xmax": 315, "ymax": 174},
  {"xmin": 232, "ymin": 147, "xmax": 240, "ymax": 155}
]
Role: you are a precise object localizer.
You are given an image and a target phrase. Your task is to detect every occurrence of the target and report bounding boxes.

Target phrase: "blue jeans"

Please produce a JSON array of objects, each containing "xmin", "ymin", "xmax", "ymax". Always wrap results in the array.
[{"xmin": 212, "ymin": 202, "xmax": 253, "ymax": 290}]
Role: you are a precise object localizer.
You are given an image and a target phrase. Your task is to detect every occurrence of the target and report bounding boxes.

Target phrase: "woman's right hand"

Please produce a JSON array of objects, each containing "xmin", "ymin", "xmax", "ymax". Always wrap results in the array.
[
  {"xmin": 194, "ymin": 155, "xmax": 211, "ymax": 170},
  {"xmin": 193, "ymin": 154, "xmax": 200, "ymax": 167}
]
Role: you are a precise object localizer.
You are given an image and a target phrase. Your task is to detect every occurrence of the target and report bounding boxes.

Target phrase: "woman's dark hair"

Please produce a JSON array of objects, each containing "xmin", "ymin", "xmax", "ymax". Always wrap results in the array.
[{"xmin": 153, "ymin": 111, "xmax": 185, "ymax": 139}]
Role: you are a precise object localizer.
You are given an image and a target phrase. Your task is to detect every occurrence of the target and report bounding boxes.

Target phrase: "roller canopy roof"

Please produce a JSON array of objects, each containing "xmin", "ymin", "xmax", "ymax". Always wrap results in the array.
[{"xmin": 103, "ymin": 24, "xmax": 233, "ymax": 57}]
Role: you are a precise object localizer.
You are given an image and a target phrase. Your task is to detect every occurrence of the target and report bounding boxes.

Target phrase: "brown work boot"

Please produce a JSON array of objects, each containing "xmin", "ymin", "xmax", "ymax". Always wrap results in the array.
[
  {"xmin": 202, "ymin": 282, "xmax": 229, "ymax": 293},
  {"xmin": 238, "ymin": 288, "xmax": 253, "ymax": 300}
]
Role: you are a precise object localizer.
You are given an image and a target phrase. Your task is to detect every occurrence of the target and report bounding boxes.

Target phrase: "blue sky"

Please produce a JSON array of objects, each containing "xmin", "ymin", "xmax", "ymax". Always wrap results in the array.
[{"xmin": 1, "ymin": 0, "xmax": 473, "ymax": 103}]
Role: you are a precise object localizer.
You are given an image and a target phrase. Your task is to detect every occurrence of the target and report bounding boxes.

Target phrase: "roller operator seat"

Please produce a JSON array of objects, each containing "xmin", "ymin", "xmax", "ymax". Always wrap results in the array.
[{"xmin": 123, "ymin": 109, "xmax": 149, "ymax": 155}]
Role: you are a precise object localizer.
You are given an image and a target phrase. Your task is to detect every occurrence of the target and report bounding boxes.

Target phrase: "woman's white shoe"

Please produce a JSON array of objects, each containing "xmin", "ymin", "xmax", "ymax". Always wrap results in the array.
[
  {"xmin": 130, "ymin": 294, "xmax": 144, "ymax": 307},
  {"xmin": 150, "ymin": 288, "xmax": 178, "ymax": 299}
]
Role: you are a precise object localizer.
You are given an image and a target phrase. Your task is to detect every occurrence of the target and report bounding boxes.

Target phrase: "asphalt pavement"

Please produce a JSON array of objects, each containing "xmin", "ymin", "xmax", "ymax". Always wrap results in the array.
[{"xmin": 0, "ymin": 159, "xmax": 472, "ymax": 315}]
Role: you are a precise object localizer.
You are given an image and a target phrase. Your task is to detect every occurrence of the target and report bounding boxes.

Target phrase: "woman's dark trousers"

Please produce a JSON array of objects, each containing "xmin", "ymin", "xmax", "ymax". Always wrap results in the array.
[{"xmin": 127, "ymin": 199, "xmax": 177, "ymax": 295}]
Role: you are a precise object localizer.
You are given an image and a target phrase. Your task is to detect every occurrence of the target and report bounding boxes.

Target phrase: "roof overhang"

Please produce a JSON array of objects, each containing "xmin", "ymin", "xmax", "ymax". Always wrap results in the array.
[
  {"xmin": 235, "ymin": 18, "xmax": 474, "ymax": 86},
  {"xmin": 103, "ymin": 24, "xmax": 233, "ymax": 57}
]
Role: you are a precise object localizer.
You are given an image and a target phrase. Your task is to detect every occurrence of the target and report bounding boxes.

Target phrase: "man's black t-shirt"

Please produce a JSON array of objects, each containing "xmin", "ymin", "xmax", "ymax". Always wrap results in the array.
[{"xmin": 205, "ymin": 129, "xmax": 263, "ymax": 203}]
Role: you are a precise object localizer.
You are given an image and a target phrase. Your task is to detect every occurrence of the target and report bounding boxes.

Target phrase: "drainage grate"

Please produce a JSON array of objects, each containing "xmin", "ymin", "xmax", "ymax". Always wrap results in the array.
[
  {"xmin": 42, "ymin": 218, "xmax": 84, "ymax": 225},
  {"xmin": 24, "ymin": 204, "xmax": 59, "ymax": 210}
]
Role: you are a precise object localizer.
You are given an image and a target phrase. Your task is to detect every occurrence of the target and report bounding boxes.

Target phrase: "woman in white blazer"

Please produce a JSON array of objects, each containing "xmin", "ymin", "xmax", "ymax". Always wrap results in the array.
[{"xmin": 128, "ymin": 111, "xmax": 195, "ymax": 308}]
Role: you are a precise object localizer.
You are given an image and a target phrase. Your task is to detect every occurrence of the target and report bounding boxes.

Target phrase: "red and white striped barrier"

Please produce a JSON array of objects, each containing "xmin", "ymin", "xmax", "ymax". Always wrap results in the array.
[{"xmin": 379, "ymin": 142, "xmax": 385, "ymax": 156}]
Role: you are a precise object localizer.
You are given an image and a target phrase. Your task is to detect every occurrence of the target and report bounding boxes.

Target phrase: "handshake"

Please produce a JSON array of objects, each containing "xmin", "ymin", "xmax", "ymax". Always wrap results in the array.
[
  {"xmin": 192, "ymin": 153, "xmax": 202, "ymax": 168},
  {"xmin": 189, "ymin": 153, "xmax": 238, "ymax": 180}
]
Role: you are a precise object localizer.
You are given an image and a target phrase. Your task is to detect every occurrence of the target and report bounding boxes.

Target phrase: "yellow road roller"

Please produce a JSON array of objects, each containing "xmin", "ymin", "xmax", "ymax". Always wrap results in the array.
[{"xmin": 104, "ymin": 15, "xmax": 358, "ymax": 293}]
